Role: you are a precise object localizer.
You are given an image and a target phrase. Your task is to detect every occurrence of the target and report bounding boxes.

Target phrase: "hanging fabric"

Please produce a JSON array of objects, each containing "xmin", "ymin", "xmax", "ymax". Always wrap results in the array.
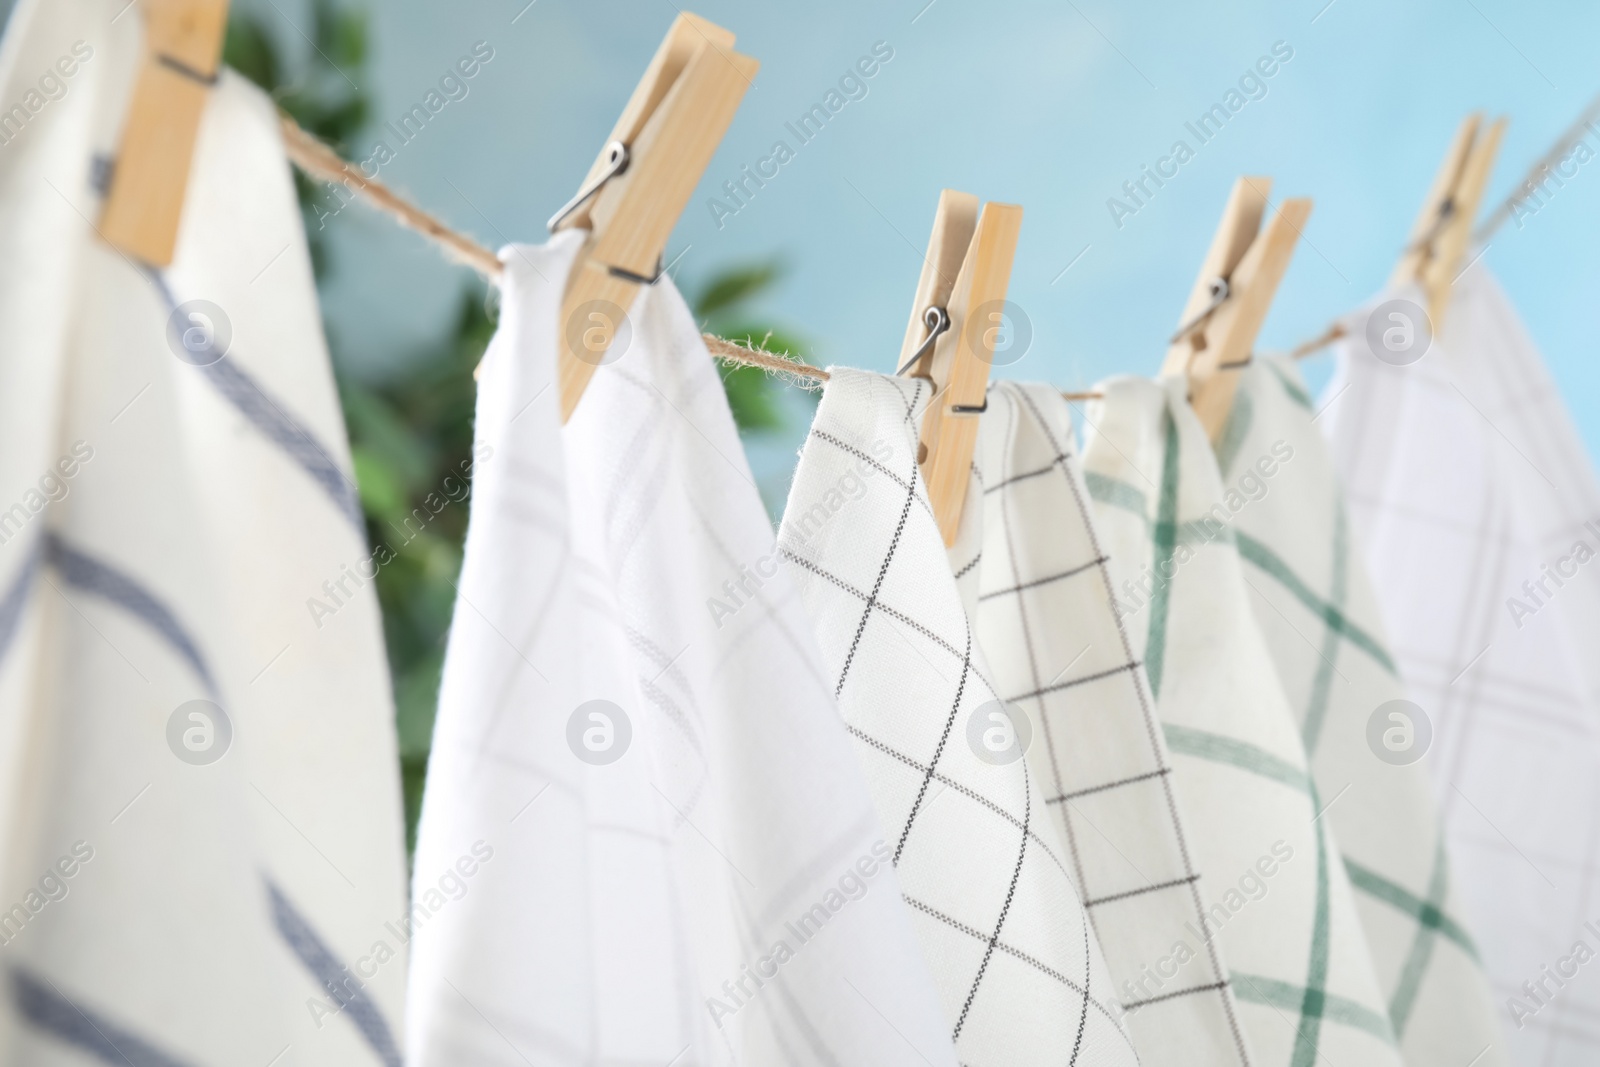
[
  {"xmin": 775, "ymin": 368, "xmax": 1138, "ymax": 1065},
  {"xmin": 948, "ymin": 380, "xmax": 1256, "ymax": 1066},
  {"xmin": 406, "ymin": 234, "xmax": 957, "ymax": 1067},
  {"xmin": 0, "ymin": 1, "xmax": 408, "ymax": 1063},
  {"xmin": 1080, "ymin": 376, "xmax": 1401, "ymax": 1067},
  {"xmin": 1222, "ymin": 355, "xmax": 1506, "ymax": 1064},
  {"xmin": 1323, "ymin": 265, "xmax": 1600, "ymax": 1064}
]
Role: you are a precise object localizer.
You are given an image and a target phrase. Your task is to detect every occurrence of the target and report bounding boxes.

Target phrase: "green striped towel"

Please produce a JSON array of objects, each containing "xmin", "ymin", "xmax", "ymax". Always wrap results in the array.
[
  {"xmin": 1221, "ymin": 357, "xmax": 1505, "ymax": 1066},
  {"xmin": 1080, "ymin": 375, "xmax": 1402, "ymax": 1067}
]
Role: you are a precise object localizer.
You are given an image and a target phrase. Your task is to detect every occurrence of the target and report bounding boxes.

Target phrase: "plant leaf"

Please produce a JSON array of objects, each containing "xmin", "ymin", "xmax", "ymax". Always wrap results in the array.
[{"xmin": 693, "ymin": 260, "xmax": 782, "ymax": 320}]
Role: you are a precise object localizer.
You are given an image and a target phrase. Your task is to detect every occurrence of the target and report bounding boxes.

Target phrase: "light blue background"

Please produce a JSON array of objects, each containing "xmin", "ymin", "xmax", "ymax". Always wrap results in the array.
[{"xmin": 258, "ymin": 2, "xmax": 1599, "ymax": 463}]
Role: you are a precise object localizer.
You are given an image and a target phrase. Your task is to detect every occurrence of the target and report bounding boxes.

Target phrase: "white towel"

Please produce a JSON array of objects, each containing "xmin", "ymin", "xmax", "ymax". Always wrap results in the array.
[
  {"xmin": 775, "ymin": 368, "xmax": 1138, "ymax": 1066},
  {"xmin": 1322, "ymin": 265, "xmax": 1600, "ymax": 1064},
  {"xmin": 0, "ymin": 1, "xmax": 407, "ymax": 1063},
  {"xmin": 406, "ymin": 236, "xmax": 957, "ymax": 1067},
  {"xmin": 1221, "ymin": 355, "xmax": 1505, "ymax": 1065},
  {"xmin": 949, "ymin": 380, "xmax": 1255, "ymax": 1066},
  {"xmin": 1080, "ymin": 375, "xmax": 1401, "ymax": 1067}
]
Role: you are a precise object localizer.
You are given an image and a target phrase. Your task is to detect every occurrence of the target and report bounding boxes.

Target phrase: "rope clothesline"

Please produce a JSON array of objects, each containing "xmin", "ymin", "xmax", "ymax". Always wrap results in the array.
[
  {"xmin": 279, "ymin": 115, "xmax": 837, "ymax": 390},
  {"xmin": 1279, "ymin": 89, "xmax": 1600, "ymax": 360},
  {"xmin": 280, "ymin": 91, "xmax": 1594, "ymax": 384},
  {"xmin": 280, "ymin": 115, "xmax": 1115, "ymax": 398},
  {"xmin": 281, "ymin": 115, "xmax": 503, "ymax": 279},
  {"xmin": 1473, "ymin": 90, "xmax": 1600, "ymax": 243}
]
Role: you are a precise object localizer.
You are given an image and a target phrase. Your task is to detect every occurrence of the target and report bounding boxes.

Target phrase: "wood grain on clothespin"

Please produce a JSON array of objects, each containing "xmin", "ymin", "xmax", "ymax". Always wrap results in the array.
[
  {"xmin": 897, "ymin": 190, "xmax": 1023, "ymax": 545},
  {"xmin": 897, "ymin": 190, "xmax": 979, "ymax": 379},
  {"xmin": 1391, "ymin": 113, "xmax": 1506, "ymax": 328},
  {"xmin": 1162, "ymin": 176, "xmax": 1311, "ymax": 440},
  {"xmin": 100, "ymin": 0, "xmax": 230, "ymax": 265},
  {"xmin": 551, "ymin": 13, "xmax": 757, "ymax": 422}
]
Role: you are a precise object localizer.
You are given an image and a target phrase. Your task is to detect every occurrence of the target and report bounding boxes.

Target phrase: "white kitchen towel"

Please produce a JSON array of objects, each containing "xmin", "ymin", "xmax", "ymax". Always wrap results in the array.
[
  {"xmin": 1080, "ymin": 375, "xmax": 1402, "ymax": 1067},
  {"xmin": 775, "ymin": 368, "xmax": 1138, "ymax": 1066},
  {"xmin": 406, "ymin": 236, "xmax": 957, "ymax": 1067},
  {"xmin": 1322, "ymin": 266, "xmax": 1600, "ymax": 1064},
  {"xmin": 0, "ymin": 1, "xmax": 408, "ymax": 1064},
  {"xmin": 949, "ymin": 380, "xmax": 1255, "ymax": 1066},
  {"xmin": 1221, "ymin": 355, "xmax": 1505, "ymax": 1065}
]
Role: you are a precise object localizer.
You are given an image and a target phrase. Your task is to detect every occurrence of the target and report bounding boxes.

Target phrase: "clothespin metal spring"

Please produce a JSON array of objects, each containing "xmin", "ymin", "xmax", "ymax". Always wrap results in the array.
[
  {"xmin": 1403, "ymin": 196, "xmax": 1456, "ymax": 255},
  {"xmin": 547, "ymin": 140, "xmax": 631, "ymax": 232},
  {"xmin": 156, "ymin": 52, "xmax": 220, "ymax": 85},
  {"xmin": 896, "ymin": 305, "xmax": 950, "ymax": 376},
  {"xmin": 1168, "ymin": 275, "xmax": 1230, "ymax": 344},
  {"xmin": 606, "ymin": 257, "xmax": 664, "ymax": 285}
]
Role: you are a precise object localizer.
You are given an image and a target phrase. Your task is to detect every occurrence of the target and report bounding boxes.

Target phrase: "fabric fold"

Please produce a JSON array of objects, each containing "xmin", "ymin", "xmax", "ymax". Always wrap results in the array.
[
  {"xmin": 949, "ymin": 380, "xmax": 1255, "ymax": 1066},
  {"xmin": 1222, "ymin": 355, "xmax": 1505, "ymax": 1065},
  {"xmin": 1323, "ymin": 266, "xmax": 1600, "ymax": 1065},
  {"xmin": 406, "ymin": 239, "xmax": 957, "ymax": 1066},
  {"xmin": 1080, "ymin": 375, "xmax": 1401, "ymax": 1067},
  {"xmin": 0, "ymin": 1, "xmax": 408, "ymax": 1063},
  {"xmin": 776, "ymin": 369, "xmax": 1138, "ymax": 1066}
]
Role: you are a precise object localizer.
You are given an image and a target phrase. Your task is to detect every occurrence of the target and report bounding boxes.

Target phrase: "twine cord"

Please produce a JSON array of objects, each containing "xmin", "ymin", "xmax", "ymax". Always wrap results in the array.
[
  {"xmin": 280, "ymin": 111, "xmax": 1453, "ymax": 389},
  {"xmin": 281, "ymin": 113, "xmax": 835, "ymax": 384}
]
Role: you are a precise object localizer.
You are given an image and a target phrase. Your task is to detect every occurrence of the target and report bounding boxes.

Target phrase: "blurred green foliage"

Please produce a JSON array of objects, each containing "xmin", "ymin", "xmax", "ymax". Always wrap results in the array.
[
  {"xmin": 226, "ymin": 0, "xmax": 368, "ymax": 275},
  {"xmin": 226, "ymin": 1, "xmax": 803, "ymax": 849},
  {"xmin": 697, "ymin": 260, "xmax": 809, "ymax": 433},
  {"xmin": 346, "ymin": 298, "xmax": 490, "ymax": 847}
]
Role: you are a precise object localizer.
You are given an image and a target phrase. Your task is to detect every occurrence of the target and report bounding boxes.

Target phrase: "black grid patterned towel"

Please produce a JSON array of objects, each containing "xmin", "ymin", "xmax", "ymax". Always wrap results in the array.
[
  {"xmin": 777, "ymin": 368, "xmax": 1138, "ymax": 1066},
  {"xmin": 1222, "ymin": 356, "xmax": 1506, "ymax": 1066},
  {"xmin": 1081, "ymin": 376, "xmax": 1402, "ymax": 1067},
  {"xmin": 945, "ymin": 380, "xmax": 1255, "ymax": 1067}
]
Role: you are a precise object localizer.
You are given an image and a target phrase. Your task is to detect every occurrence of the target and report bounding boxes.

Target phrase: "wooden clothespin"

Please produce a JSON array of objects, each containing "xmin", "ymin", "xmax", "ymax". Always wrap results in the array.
[
  {"xmin": 100, "ymin": 0, "xmax": 231, "ymax": 266},
  {"xmin": 896, "ymin": 189, "xmax": 1023, "ymax": 545},
  {"xmin": 1161, "ymin": 177, "xmax": 1311, "ymax": 440},
  {"xmin": 549, "ymin": 13, "xmax": 758, "ymax": 421},
  {"xmin": 1390, "ymin": 113, "xmax": 1506, "ymax": 328}
]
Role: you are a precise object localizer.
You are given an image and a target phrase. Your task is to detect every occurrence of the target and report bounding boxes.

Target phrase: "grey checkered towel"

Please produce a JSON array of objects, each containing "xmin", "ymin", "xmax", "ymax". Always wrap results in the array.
[
  {"xmin": 944, "ymin": 380, "xmax": 1256, "ymax": 1067},
  {"xmin": 1323, "ymin": 266, "xmax": 1600, "ymax": 1064}
]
